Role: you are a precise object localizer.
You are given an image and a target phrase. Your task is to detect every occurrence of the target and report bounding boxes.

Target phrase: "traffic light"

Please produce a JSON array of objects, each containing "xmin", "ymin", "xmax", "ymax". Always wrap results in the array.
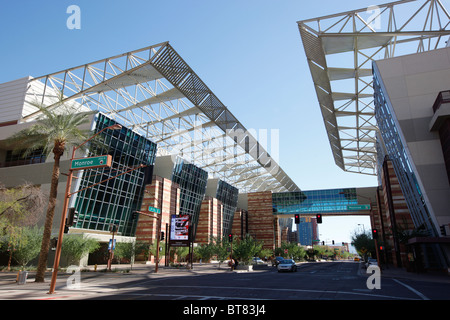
[
  {"xmin": 316, "ymin": 214, "xmax": 322, "ymax": 224},
  {"xmin": 294, "ymin": 214, "xmax": 300, "ymax": 224},
  {"xmin": 332, "ymin": 240, "xmax": 335, "ymax": 245},
  {"xmin": 65, "ymin": 208, "xmax": 78, "ymax": 233},
  {"xmin": 228, "ymin": 233, "xmax": 233, "ymax": 243},
  {"xmin": 143, "ymin": 165, "xmax": 154, "ymax": 185},
  {"xmin": 372, "ymin": 228, "xmax": 378, "ymax": 239},
  {"xmin": 379, "ymin": 245, "xmax": 384, "ymax": 251},
  {"xmin": 440, "ymin": 225, "xmax": 447, "ymax": 236},
  {"xmin": 67, "ymin": 207, "xmax": 78, "ymax": 226},
  {"xmin": 160, "ymin": 231, "xmax": 165, "ymax": 241},
  {"xmin": 132, "ymin": 212, "xmax": 138, "ymax": 220}
]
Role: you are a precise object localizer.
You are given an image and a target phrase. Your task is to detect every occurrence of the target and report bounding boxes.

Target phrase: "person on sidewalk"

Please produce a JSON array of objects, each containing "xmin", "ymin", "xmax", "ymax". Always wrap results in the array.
[{"xmin": 228, "ymin": 258, "xmax": 235, "ymax": 271}]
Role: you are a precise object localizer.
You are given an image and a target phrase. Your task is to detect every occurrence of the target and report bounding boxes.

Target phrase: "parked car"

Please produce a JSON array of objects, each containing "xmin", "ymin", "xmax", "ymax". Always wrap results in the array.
[
  {"xmin": 271, "ymin": 256, "xmax": 285, "ymax": 266},
  {"xmin": 252, "ymin": 257, "xmax": 265, "ymax": 265},
  {"xmin": 277, "ymin": 259, "xmax": 297, "ymax": 272}
]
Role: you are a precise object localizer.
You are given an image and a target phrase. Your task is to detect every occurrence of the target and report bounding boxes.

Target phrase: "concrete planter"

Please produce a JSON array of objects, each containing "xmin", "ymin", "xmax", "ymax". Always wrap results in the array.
[{"xmin": 235, "ymin": 265, "xmax": 253, "ymax": 272}]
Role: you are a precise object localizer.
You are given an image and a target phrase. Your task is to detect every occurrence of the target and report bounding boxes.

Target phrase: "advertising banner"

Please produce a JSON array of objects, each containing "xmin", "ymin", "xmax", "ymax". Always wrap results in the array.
[{"xmin": 169, "ymin": 214, "xmax": 190, "ymax": 247}]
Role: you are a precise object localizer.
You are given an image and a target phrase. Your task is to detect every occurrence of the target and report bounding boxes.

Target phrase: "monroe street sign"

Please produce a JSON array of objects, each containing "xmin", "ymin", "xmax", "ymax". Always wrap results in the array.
[
  {"xmin": 148, "ymin": 206, "xmax": 161, "ymax": 214},
  {"xmin": 71, "ymin": 155, "xmax": 112, "ymax": 170},
  {"xmin": 346, "ymin": 204, "xmax": 371, "ymax": 210}
]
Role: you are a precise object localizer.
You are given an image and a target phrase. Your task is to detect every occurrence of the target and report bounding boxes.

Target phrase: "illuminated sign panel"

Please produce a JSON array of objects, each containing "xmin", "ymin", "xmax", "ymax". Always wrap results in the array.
[{"xmin": 169, "ymin": 215, "xmax": 190, "ymax": 247}]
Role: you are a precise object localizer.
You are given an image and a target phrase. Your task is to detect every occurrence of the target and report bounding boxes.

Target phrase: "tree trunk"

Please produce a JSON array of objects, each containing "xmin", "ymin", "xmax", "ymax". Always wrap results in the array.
[
  {"xmin": 35, "ymin": 149, "xmax": 62, "ymax": 282},
  {"xmin": 7, "ymin": 248, "xmax": 12, "ymax": 271}
]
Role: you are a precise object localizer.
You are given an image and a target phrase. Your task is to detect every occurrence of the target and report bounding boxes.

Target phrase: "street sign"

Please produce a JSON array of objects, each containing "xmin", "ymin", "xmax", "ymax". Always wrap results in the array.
[
  {"xmin": 108, "ymin": 239, "xmax": 116, "ymax": 250},
  {"xmin": 346, "ymin": 204, "xmax": 371, "ymax": 210},
  {"xmin": 148, "ymin": 206, "xmax": 161, "ymax": 214},
  {"xmin": 71, "ymin": 155, "xmax": 112, "ymax": 170}
]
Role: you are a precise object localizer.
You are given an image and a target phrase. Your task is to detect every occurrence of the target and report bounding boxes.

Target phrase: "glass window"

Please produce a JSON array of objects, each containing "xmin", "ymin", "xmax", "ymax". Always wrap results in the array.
[
  {"xmin": 72, "ymin": 113, "xmax": 157, "ymax": 236},
  {"xmin": 3, "ymin": 148, "xmax": 46, "ymax": 167}
]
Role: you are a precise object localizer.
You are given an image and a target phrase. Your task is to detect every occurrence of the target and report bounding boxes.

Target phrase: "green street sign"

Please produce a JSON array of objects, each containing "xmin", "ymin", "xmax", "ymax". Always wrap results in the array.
[
  {"xmin": 148, "ymin": 206, "xmax": 161, "ymax": 214},
  {"xmin": 71, "ymin": 155, "xmax": 112, "ymax": 170},
  {"xmin": 346, "ymin": 204, "xmax": 371, "ymax": 210}
]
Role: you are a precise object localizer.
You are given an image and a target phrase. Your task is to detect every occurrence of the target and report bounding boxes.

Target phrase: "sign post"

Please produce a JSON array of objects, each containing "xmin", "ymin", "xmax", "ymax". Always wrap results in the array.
[{"xmin": 48, "ymin": 124, "xmax": 121, "ymax": 295}]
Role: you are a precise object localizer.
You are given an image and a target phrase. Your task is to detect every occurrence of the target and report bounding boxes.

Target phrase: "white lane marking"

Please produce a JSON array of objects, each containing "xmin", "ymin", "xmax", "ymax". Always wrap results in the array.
[
  {"xmin": 392, "ymin": 279, "xmax": 430, "ymax": 300},
  {"xmin": 152, "ymin": 285, "xmax": 419, "ymax": 300}
]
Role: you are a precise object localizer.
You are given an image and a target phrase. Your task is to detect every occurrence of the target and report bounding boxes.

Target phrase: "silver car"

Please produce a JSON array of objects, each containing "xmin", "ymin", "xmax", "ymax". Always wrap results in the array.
[
  {"xmin": 277, "ymin": 259, "xmax": 297, "ymax": 272},
  {"xmin": 252, "ymin": 257, "xmax": 265, "ymax": 265}
]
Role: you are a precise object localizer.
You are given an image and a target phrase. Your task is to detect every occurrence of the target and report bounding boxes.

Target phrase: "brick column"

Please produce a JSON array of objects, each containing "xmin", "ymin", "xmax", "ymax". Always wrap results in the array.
[
  {"xmin": 196, "ymin": 196, "xmax": 223, "ymax": 244},
  {"xmin": 231, "ymin": 209, "xmax": 248, "ymax": 240},
  {"xmin": 135, "ymin": 175, "xmax": 179, "ymax": 262},
  {"xmin": 247, "ymin": 191, "xmax": 275, "ymax": 251}
]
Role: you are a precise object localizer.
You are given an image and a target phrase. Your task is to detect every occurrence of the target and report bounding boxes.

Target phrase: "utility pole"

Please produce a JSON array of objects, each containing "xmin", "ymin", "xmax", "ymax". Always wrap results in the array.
[
  {"xmin": 107, "ymin": 224, "xmax": 117, "ymax": 271},
  {"xmin": 48, "ymin": 124, "xmax": 122, "ymax": 295},
  {"xmin": 134, "ymin": 209, "xmax": 162, "ymax": 272},
  {"xmin": 155, "ymin": 213, "xmax": 162, "ymax": 273}
]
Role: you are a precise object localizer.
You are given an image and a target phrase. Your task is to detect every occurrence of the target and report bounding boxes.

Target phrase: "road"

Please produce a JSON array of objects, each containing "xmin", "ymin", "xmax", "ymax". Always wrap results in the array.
[{"xmin": 80, "ymin": 261, "xmax": 450, "ymax": 301}]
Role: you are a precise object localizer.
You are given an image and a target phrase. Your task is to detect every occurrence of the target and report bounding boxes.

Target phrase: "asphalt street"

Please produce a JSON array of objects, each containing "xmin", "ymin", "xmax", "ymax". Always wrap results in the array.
[{"xmin": 1, "ymin": 260, "xmax": 449, "ymax": 302}]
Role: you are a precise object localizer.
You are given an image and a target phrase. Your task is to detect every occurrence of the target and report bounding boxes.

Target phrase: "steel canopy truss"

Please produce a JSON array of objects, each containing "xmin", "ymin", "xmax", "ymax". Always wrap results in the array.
[
  {"xmin": 298, "ymin": 0, "xmax": 450, "ymax": 175},
  {"xmin": 23, "ymin": 42, "xmax": 299, "ymax": 193}
]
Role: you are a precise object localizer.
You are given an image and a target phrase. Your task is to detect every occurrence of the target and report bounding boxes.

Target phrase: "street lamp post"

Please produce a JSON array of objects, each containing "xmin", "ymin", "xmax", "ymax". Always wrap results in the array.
[{"xmin": 48, "ymin": 124, "xmax": 122, "ymax": 295}]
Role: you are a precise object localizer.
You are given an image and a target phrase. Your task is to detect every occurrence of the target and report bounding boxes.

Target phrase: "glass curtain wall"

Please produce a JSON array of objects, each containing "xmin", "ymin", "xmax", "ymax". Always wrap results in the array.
[
  {"xmin": 171, "ymin": 157, "xmax": 208, "ymax": 240},
  {"xmin": 373, "ymin": 65, "xmax": 437, "ymax": 237},
  {"xmin": 272, "ymin": 189, "xmax": 358, "ymax": 214},
  {"xmin": 72, "ymin": 113, "xmax": 157, "ymax": 236},
  {"xmin": 373, "ymin": 63, "xmax": 450, "ymax": 270},
  {"xmin": 3, "ymin": 148, "xmax": 46, "ymax": 167},
  {"xmin": 297, "ymin": 217, "xmax": 313, "ymax": 246},
  {"xmin": 216, "ymin": 180, "xmax": 239, "ymax": 236}
]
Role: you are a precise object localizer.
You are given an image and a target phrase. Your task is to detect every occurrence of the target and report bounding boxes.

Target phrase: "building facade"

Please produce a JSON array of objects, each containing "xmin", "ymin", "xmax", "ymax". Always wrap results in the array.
[
  {"xmin": 0, "ymin": 43, "xmax": 300, "ymax": 267},
  {"xmin": 297, "ymin": 217, "xmax": 318, "ymax": 246},
  {"xmin": 134, "ymin": 175, "xmax": 180, "ymax": 262},
  {"xmin": 73, "ymin": 113, "xmax": 157, "ymax": 237},
  {"xmin": 373, "ymin": 47, "xmax": 450, "ymax": 271}
]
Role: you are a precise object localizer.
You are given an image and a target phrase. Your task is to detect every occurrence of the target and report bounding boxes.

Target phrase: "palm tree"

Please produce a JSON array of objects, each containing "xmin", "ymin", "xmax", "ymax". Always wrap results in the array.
[{"xmin": 5, "ymin": 95, "xmax": 91, "ymax": 282}]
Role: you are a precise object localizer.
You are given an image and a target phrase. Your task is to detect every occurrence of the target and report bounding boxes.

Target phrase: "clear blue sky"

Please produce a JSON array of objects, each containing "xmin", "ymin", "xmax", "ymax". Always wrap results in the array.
[{"xmin": 0, "ymin": 0, "xmax": 393, "ymax": 246}]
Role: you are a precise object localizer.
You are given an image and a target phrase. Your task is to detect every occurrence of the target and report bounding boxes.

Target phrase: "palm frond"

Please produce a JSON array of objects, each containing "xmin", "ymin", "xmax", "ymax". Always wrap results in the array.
[{"xmin": 4, "ymin": 91, "xmax": 93, "ymax": 158}]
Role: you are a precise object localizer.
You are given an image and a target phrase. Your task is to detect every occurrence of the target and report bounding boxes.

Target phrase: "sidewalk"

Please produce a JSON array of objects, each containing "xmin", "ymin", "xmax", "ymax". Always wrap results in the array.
[
  {"xmin": 81, "ymin": 261, "xmax": 249, "ymax": 274},
  {"xmin": 0, "ymin": 262, "xmax": 247, "ymax": 300}
]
